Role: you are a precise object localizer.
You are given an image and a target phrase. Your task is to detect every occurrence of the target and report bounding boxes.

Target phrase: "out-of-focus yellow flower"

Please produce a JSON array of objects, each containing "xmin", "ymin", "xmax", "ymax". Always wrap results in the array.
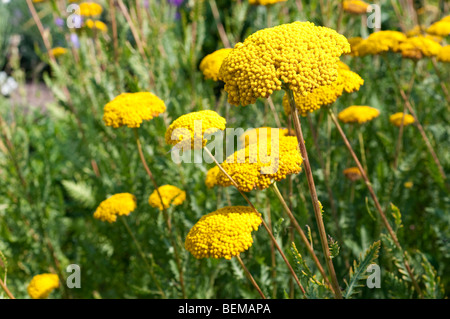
[
  {"xmin": 437, "ymin": 45, "xmax": 450, "ymax": 62},
  {"xmin": 185, "ymin": 206, "xmax": 262, "ymax": 260},
  {"xmin": 148, "ymin": 185, "xmax": 186, "ymax": 211},
  {"xmin": 27, "ymin": 274, "xmax": 59, "ymax": 299},
  {"xmin": 404, "ymin": 181, "xmax": 413, "ymax": 189},
  {"xmin": 103, "ymin": 92, "xmax": 166, "ymax": 128},
  {"xmin": 389, "ymin": 112, "xmax": 415, "ymax": 127},
  {"xmin": 205, "ymin": 166, "xmax": 220, "ymax": 189},
  {"xmin": 93, "ymin": 193, "xmax": 137, "ymax": 223},
  {"xmin": 79, "ymin": 2, "xmax": 103, "ymax": 16},
  {"xmin": 49, "ymin": 47, "xmax": 68, "ymax": 57},
  {"xmin": 351, "ymin": 31, "xmax": 407, "ymax": 56},
  {"xmin": 199, "ymin": 48, "xmax": 233, "ymax": 81},
  {"xmin": 85, "ymin": 19, "xmax": 108, "ymax": 32},
  {"xmin": 239, "ymin": 127, "xmax": 290, "ymax": 148},
  {"xmin": 216, "ymin": 136, "xmax": 302, "ymax": 192},
  {"xmin": 426, "ymin": 20, "xmax": 450, "ymax": 37},
  {"xmin": 343, "ymin": 0, "xmax": 370, "ymax": 14},
  {"xmin": 249, "ymin": 0, "xmax": 286, "ymax": 5},
  {"xmin": 347, "ymin": 37, "xmax": 364, "ymax": 56},
  {"xmin": 165, "ymin": 110, "xmax": 226, "ymax": 149},
  {"xmin": 441, "ymin": 16, "xmax": 450, "ymax": 23},
  {"xmin": 219, "ymin": 22, "xmax": 350, "ymax": 106},
  {"xmin": 395, "ymin": 36, "xmax": 442, "ymax": 59},
  {"xmin": 338, "ymin": 105, "xmax": 380, "ymax": 124},
  {"xmin": 343, "ymin": 167, "xmax": 362, "ymax": 181}
]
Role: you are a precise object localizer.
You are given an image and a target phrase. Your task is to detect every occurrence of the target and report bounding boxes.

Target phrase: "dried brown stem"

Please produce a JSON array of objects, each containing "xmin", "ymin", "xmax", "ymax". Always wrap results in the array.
[{"xmin": 236, "ymin": 255, "xmax": 266, "ymax": 299}]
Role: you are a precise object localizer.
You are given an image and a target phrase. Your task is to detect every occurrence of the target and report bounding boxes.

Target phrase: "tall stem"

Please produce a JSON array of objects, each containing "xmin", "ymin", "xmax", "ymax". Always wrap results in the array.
[
  {"xmin": 236, "ymin": 255, "xmax": 266, "ymax": 299},
  {"xmin": 0, "ymin": 277, "xmax": 15, "ymax": 299},
  {"xmin": 285, "ymin": 86, "xmax": 342, "ymax": 299}
]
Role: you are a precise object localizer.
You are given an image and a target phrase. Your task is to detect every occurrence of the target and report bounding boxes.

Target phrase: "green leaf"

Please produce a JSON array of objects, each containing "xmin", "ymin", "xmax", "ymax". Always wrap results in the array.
[{"xmin": 61, "ymin": 180, "xmax": 96, "ymax": 209}]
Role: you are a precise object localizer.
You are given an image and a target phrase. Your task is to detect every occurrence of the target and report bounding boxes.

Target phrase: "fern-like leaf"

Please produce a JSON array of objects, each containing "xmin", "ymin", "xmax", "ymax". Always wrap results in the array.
[{"xmin": 61, "ymin": 180, "xmax": 95, "ymax": 208}]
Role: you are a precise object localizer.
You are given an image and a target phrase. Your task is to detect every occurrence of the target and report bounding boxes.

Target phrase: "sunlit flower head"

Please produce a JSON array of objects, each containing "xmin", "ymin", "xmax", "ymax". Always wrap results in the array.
[
  {"xmin": 389, "ymin": 112, "xmax": 415, "ymax": 127},
  {"xmin": 343, "ymin": 0, "xmax": 370, "ymax": 14},
  {"xmin": 85, "ymin": 19, "xmax": 108, "ymax": 32},
  {"xmin": 199, "ymin": 48, "xmax": 233, "ymax": 81},
  {"xmin": 165, "ymin": 110, "xmax": 226, "ymax": 149},
  {"xmin": 338, "ymin": 105, "xmax": 380, "ymax": 124},
  {"xmin": 248, "ymin": 0, "xmax": 286, "ymax": 5},
  {"xmin": 351, "ymin": 31, "xmax": 407, "ymax": 56},
  {"xmin": 426, "ymin": 20, "xmax": 450, "ymax": 37},
  {"xmin": 205, "ymin": 166, "xmax": 220, "ymax": 189},
  {"xmin": 79, "ymin": 2, "xmax": 103, "ymax": 16},
  {"xmin": 343, "ymin": 167, "xmax": 362, "ymax": 181},
  {"xmin": 185, "ymin": 206, "xmax": 262, "ymax": 260},
  {"xmin": 49, "ymin": 47, "xmax": 68, "ymax": 58},
  {"xmin": 27, "ymin": 274, "xmax": 59, "ymax": 299},
  {"xmin": 395, "ymin": 36, "xmax": 442, "ymax": 59},
  {"xmin": 219, "ymin": 21, "xmax": 350, "ymax": 106},
  {"xmin": 103, "ymin": 92, "xmax": 166, "ymax": 128},
  {"xmin": 239, "ymin": 127, "xmax": 290, "ymax": 148},
  {"xmin": 437, "ymin": 45, "xmax": 450, "ymax": 62},
  {"xmin": 93, "ymin": 193, "xmax": 137, "ymax": 223},
  {"xmin": 347, "ymin": 37, "xmax": 364, "ymax": 56},
  {"xmin": 148, "ymin": 185, "xmax": 186, "ymax": 210}
]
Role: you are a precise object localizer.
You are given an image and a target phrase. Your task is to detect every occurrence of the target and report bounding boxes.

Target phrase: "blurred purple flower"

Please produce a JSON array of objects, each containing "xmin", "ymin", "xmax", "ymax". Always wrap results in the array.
[
  {"xmin": 55, "ymin": 17, "xmax": 64, "ymax": 27},
  {"xmin": 70, "ymin": 33, "xmax": 80, "ymax": 49},
  {"xmin": 168, "ymin": 0, "xmax": 184, "ymax": 7},
  {"xmin": 143, "ymin": 0, "xmax": 149, "ymax": 8}
]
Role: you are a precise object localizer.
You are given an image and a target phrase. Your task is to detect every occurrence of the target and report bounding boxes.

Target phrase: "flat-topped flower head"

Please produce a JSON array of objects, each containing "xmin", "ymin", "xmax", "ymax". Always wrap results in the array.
[
  {"xmin": 148, "ymin": 185, "xmax": 186, "ymax": 210},
  {"xmin": 352, "ymin": 31, "xmax": 407, "ymax": 56},
  {"xmin": 389, "ymin": 112, "xmax": 415, "ymax": 127},
  {"xmin": 249, "ymin": 0, "xmax": 286, "ymax": 5},
  {"xmin": 343, "ymin": 0, "xmax": 370, "ymax": 14},
  {"xmin": 85, "ymin": 19, "xmax": 108, "ymax": 32},
  {"xmin": 219, "ymin": 21, "xmax": 350, "ymax": 106},
  {"xmin": 79, "ymin": 2, "xmax": 103, "ymax": 16},
  {"xmin": 216, "ymin": 136, "xmax": 302, "ymax": 192},
  {"xmin": 49, "ymin": 47, "xmax": 68, "ymax": 58},
  {"xmin": 27, "ymin": 274, "xmax": 59, "ymax": 299},
  {"xmin": 240, "ymin": 127, "xmax": 290, "ymax": 148},
  {"xmin": 205, "ymin": 166, "xmax": 220, "ymax": 189},
  {"xmin": 438, "ymin": 45, "xmax": 450, "ymax": 62},
  {"xmin": 347, "ymin": 37, "xmax": 364, "ymax": 56},
  {"xmin": 395, "ymin": 36, "xmax": 442, "ymax": 60},
  {"xmin": 103, "ymin": 92, "xmax": 166, "ymax": 128},
  {"xmin": 343, "ymin": 167, "xmax": 362, "ymax": 181},
  {"xmin": 165, "ymin": 110, "xmax": 226, "ymax": 149},
  {"xmin": 93, "ymin": 193, "xmax": 137, "ymax": 223},
  {"xmin": 185, "ymin": 206, "xmax": 262, "ymax": 260},
  {"xmin": 199, "ymin": 48, "xmax": 233, "ymax": 81},
  {"xmin": 426, "ymin": 20, "xmax": 450, "ymax": 37},
  {"xmin": 338, "ymin": 105, "xmax": 380, "ymax": 124}
]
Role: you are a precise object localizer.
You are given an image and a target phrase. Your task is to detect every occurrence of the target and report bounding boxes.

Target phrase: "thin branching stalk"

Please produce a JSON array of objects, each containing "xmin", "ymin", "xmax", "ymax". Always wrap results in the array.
[
  {"xmin": 236, "ymin": 255, "xmax": 266, "ymax": 299},
  {"xmin": 0, "ymin": 277, "xmax": 15, "ymax": 299},
  {"xmin": 208, "ymin": 0, "xmax": 231, "ymax": 48},
  {"xmin": 357, "ymin": 130, "xmax": 368, "ymax": 174},
  {"xmin": 264, "ymin": 196, "xmax": 277, "ymax": 298}
]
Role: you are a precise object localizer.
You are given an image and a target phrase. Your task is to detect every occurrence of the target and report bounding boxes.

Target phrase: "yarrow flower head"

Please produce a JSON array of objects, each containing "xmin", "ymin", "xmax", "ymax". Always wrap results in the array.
[
  {"xmin": 79, "ymin": 2, "xmax": 103, "ymax": 16},
  {"xmin": 343, "ymin": 0, "xmax": 370, "ymax": 14},
  {"xmin": 165, "ymin": 110, "xmax": 226, "ymax": 149},
  {"xmin": 343, "ymin": 167, "xmax": 362, "ymax": 181},
  {"xmin": 199, "ymin": 48, "xmax": 233, "ymax": 81},
  {"xmin": 85, "ymin": 19, "xmax": 108, "ymax": 32},
  {"xmin": 219, "ymin": 21, "xmax": 350, "ymax": 106},
  {"xmin": 248, "ymin": 0, "xmax": 286, "ymax": 5},
  {"xmin": 103, "ymin": 92, "xmax": 166, "ymax": 128},
  {"xmin": 395, "ymin": 36, "xmax": 442, "ymax": 60},
  {"xmin": 216, "ymin": 136, "xmax": 303, "ymax": 192},
  {"xmin": 338, "ymin": 105, "xmax": 380, "ymax": 124},
  {"xmin": 49, "ymin": 47, "xmax": 68, "ymax": 57},
  {"xmin": 148, "ymin": 185, "xmax": 186, "ymax": 210},
  {"xmin": 351, "ymin": 31, "xmax": 407, "ymax": 56},
  {"xmin": 426, "ymin": 20, "xmax": 450, "ymax": 37},
  {"xmin": 27, "ymin": 274, "xmax": 59, "ymax": 299},
  {"xmin": 93, "ymin": 193, "xmax": 137, "ymax": 223},
  {"xmin": 438, "ymin": 45, "xmax": 450, "ymax": 62},
  {"xmin": 389, "ymin": 112, "xmax": 415, "ymax": 127},
  {"xmin": 205, "ymin": 166, "xmax": 220, "ymax": 189},
  {"xmin": 185, "ymin": 206, "xmax": 262, "ymax": 260},
  {"xmin": 239, "ymin": 127, "xmax": 290, "ymax": 148}
]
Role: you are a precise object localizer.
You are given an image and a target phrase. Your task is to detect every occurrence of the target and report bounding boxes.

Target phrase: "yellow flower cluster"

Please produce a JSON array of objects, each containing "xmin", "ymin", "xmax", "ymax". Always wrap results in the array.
[
  {"xmin": 239, "ymin": 127, "xmax": 289, "ymax": 148},
  {"xmin": 216, "ymin": 136, "xmax": 302, "ymax": 192},
  {"xmin": 185, "ymin": 206, "xmax": 262, "ymax": 259},
  {"xmin": 351, "ymin": 31, "xmax": 407, "ymax": 56},
  {"xmin": 343, "ymin": 167, "xmax": 362, "ymax": 181},
  {"xmin": 165, "ymin": 110, "xmax": 226, "ymax": 149},
  {"xmin": 437, "ymin": 45, "xmax": 450, "ymax": 62},
  {"xmin": 85, "ymin": 19, "xmax": 108, "ymax": 32},
  {"xmin": 389, "ymin": 112, "xmax": 415, "ymax": 127},
  {"xmin": 205, "ymin": 166, "xmax": 220, "ymax": 189},
  {"xmin": 282, "ymin": 64, "xmax": 364, "ymax": 116},
  {"xmin": 395, "ymin": 36, "xmax": 442, "ymax": 60},
  {"xmin": 103, "ymin": 92, "xmax": 166, "ymax": 128},
  {"xmin": 248, "ymin": 0, "xmax": 286, "ymax": 5},
  {"xmin": 148, "ymin": 185, "xmax": 186, "ymax": 211},
  {"xmin": 93, "ymin": 193, "xmax": 137, "ymax": 223},
  {"xmin": 343, "ymin": 0, "xmax": 370, "ymax": 15},
  {"xmin": 79, "ymin": 2, "xmax": 103, "ymax": 16},
  {"xmin": 49, "ymin": 47, "xmax": 68, "ymax": 58},
  {"xmin": 427, "ymin": 20, "xmax": 450, "ymax": 37},
  {"xmin": 199, "ymin": 48, "xmax": 233, "ymax": 81},
  {"xmin": 219, "ymin": 22, "xmax": 350, "ymax": 106},
  {"xmin": 347, "ymin": 37, "xmax": 363, "ymax": 56},
  {"xmin": 27, "ymin": 274, "xmax": 59, "ymax": 299},
  {"xmin": 338, "ymin": 105, "xmax": 380, "ymax": 124}
]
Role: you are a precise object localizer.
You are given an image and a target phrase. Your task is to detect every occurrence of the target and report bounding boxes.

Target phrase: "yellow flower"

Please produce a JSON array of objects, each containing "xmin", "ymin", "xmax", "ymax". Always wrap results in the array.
[
  {"xmin": 165, "ymin": 110, "xmax": 226, "ymax": 149},
  {"xmin": 343, "ymin": 167, "xmax": 362, "ymax": 181},
  {"xmin": 395, "ymin": 36, "xmax": 442, "ymax": 59},
  {"xmin": 441, "ymin": 16, "xmax": 450, "ymax": 23},
  {"xmin": 347, "ymin": 37, "xmax": 364, "ymax": 56},
  {"xmin": 404, "ymin": 181, "xmax": 413, "ymax": 189},
  {"xmin": 185, "ymin": 206, "xmax": 262, "ymax": 260},
  {"xmin": 27, "ymin": 274, "xmax": 59, "ymax": 299},
  {"xmin": 426, "ymin": 20, "xmax": 450, "ymax": 37},
  {"xmin": 343, "ymin": 0, "xmax": 370, "ymax": 15},
  {"xmin": 148, "ymin": 185, "xmax": 186, "ymax": 210},
  {"xmin": 205, "ymin": 166, "xmax": 220, "ymax": 189},
  {"xmin": 200, "ymin": 48, "xmax": 233, "ymax": 81},
  {"xmin": 219, "ymin": 22, "xmax": 350, "ymax": 106},
  {"xmin": 103, "ymin": 92, "xmax": 166, "ymax": 128},
  {"xmin": 49, "ymin": 47, "xmax": 68, "ymax": 57},
  {"xmin": 216, "ymin": 136, "xmax": 303, "ymax": 192},
  {"xmin": 79, "ymin": 2, "xmax": 103, "ymax": 16},
  {"xmin": 352, "ymin": 31, "xmax": 407, "ymax": 56},
  {"xmin": 85, "ymin": 19, "xmax": 108, "ymax": 32},
  {"xmin": 437, "ymin": 45, "xmax": 450, "ymax": 62},
  {"xmin": 239, "ymin": 127, "xmax": 289, "ymax": 148},
  {"xmin": 93, "ymin": 193, "xmax": 137, "ymax": 223},
  {"xmin": 248, "ymin": 0, "xmax": 286, "ymax": 5},
  {"xmin": 338, "ymin": 105, "xmax": 380, "ymax": 124},
  {"xmin": 389, "ymin": 112, "xmax": 415, "ymax": 127},
  {"xmin": 282, "ymin": 66, "xmax": 364, "ymax": 116}
]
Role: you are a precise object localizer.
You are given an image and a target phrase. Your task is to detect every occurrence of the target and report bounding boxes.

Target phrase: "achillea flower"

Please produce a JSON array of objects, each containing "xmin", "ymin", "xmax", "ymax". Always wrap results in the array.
[
  {"xmin": 343, "ymin": 0, "xmax": 370, "ymax": 14},
  {"xmin": 395, "ymin": 36, "xmax": 442, "ymax": 59},
  {"xmin": 404, "ymin": 181, "xmax": 413, "ymax": 189},
  {"xmin": 437, "ymin": 45, "xmax": 450, "ymax": 62},
  {"xmin": 216, "ymin": 136, "xmax": 302, "ymax": 192},
  {"xmin": 249, "ymin": 0, "xmax": 286, "ymax": 5},
  {"xmin": 343, "ymin": 167, "xmax": 362, "ymax": 181},
  {"xmin": 389, "ymin": 112, "xmax": 415, "ymax": 127},
  {"xmin": 347, "ymin": 37, "xmax": 363, "ymax": 56},
  {"xmin": 165, "ymin": 110, "xmax": 226, "ymax": 149},
  {"xmin": 103, "ymin": 92, "xmax": 166, "ymax": 128},
  {"xmin": 85, "ymin": 19, "xmax": 108, "ymax": 32},
  {"xmin": 148, "ymin": 185, "xmax": 186, "ymax": 210},
  {"xmin": 352, "ymin": 31, "xmax": 407, "ymax": 56},
  {"xmin": 199, "ymin": 48, "xmax": 233, "ymax": 81},
  {"xmin": 79, "ymin": 2, "xmax": 103, "ymax": 16},
  {"xmin": 93, "ymin": 193, "xmax": 137, "ymax": 223},
  {"xmin": 27, "ymin": 274, "xmax": 59, "ymax": 299},
  {"xmin": 426, "ymin": 20, "xmax": 450, "ymax": 37},
  {"xmin": 205, "ymin": 166, "xmax": 220, "ymax": 188},
  {"xmin": 219, "ymin": 22, "xmax": 350, "ymax": 106},
  {"xmin": 185, "ymin": 206, "xmax": 262, "ymax": 259},
  {"xmin": 338, "ymin": 105, "xmax": 380, "ymax": 124},
  {"xmin": 239, "ymin": 127, "xmax": 289, "ymax": 148},
  {"xmin": 442, "ymin": 16, "xmax": 450, "ymax": 23},
  {"xmin": 49, "ymin": 47, "xmax": 68, "ymax": 57}
]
